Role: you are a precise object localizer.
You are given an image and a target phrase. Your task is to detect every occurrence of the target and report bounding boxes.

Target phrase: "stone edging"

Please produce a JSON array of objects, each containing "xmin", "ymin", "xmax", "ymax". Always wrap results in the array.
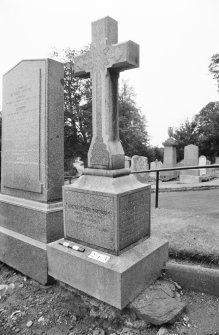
[
  {"xmin": 165, "ymin": 261, "xmax": 219, "ymax": 297},
  {"xmin": 151, "ymin": 185, "xmax": 219, "ymax": 193}
]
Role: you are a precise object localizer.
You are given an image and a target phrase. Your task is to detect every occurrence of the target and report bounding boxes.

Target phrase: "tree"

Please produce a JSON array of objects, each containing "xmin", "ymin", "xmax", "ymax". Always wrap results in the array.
[
  {"xmin": 195, "ymin": 102, "xmax": 219, "ymax": 161},
  {"xmin": 173, "ymin": 102, "xmax": 219, "ymax": 162},
  {"xmin": 51, "ymin": 48, "xmax": 92, "ymax": 168},
  {"xmin": 119, "ymin": 80, "xmax": 150, "ymax": 158},
  {"xmin": 209, "ymin": 54, "xmax": 219, "ymax": 92}
]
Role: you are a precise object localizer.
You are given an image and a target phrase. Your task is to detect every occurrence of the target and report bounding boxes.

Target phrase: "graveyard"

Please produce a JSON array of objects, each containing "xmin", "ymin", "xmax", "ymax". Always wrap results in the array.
[{"xmin": 0, "ymin": 15, "xmax": 219, "ymax": 335}]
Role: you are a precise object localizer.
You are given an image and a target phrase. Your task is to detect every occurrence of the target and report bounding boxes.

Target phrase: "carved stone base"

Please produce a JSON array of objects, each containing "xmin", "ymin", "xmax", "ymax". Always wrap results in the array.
[{"xmin": 63, "ymin": 174, "xmax": 151, "ymax": 255}]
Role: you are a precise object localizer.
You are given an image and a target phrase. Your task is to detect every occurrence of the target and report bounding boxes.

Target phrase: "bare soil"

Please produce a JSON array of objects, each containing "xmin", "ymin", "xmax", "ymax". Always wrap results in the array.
[{"xmin": 0, "ymin": 262, "xmax": 219, "ymax": 335}]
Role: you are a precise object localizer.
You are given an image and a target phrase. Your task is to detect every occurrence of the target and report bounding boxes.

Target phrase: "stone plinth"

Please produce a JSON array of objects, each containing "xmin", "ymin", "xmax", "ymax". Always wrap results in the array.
[
  {"xmin": 48, "ymin": 236, "xmax": 168, "ymax": 309},
  {"xmin": 0, "ymin": 195, "xmax": 63, "ymax": 283},
  {"xmin": 63, "ymin": 173, "xmax": 151, "ymax": 255},
  {"xmin": 0, "ymin": 59, "xmax": 64, "ymax": 283}
]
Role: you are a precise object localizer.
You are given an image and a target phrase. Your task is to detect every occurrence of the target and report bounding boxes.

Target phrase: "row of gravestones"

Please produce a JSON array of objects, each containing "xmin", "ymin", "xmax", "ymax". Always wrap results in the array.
[{"xmin": 126, "ymin": 145, "xmax": 219, "ymax": 184}]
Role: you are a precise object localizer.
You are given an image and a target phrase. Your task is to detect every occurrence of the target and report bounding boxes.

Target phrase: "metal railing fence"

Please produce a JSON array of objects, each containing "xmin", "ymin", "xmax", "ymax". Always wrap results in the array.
[{"xmin": 131, "ymin": 164, "xmax": 219, "ymax": 208}]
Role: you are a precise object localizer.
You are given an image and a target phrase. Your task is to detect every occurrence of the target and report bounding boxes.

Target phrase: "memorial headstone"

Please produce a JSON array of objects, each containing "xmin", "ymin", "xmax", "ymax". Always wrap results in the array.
[
  {"xmin": 0, "ymin": 59, "xmax": 64, "ymax": 283},
  {"xmin": 180, "ymin": 144, "xmax": 201, "ymax": 183},
  {"xmin": 125, "ymin": 155, "xmax": 131, "ymax": 169},
  {"xmin": 48, "ymin": 17, "xmax": 168, "ymax": 309},
  {"xmin": 149, "ymin": 160, "xmax": 163, "ymax": 179},
  {"xmin": 199, "ymin": 155, "xmax": 207, "ymax": 176},
  {"xmin": 131, "ymin": 155, "xmax": 149, "ymax": 183},
  {"xmin": 161, "ymin": 127, "xmax": 177, "ymax": 180}
]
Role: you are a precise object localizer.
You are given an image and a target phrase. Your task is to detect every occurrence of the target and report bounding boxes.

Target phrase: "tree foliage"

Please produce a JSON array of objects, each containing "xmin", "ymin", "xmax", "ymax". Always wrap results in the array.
[
  {"xmin": 173, "ymin": 102, "xmax": 219, "ymax": 162},
  {"xmin": 209, "ymin": 54, "xmax": 219, "ymax": 92},
  {"xmin": 51, "ymin": 48, "xmax": 92, "ymax": 167},
  {"xmin": 119, "ymin": 81, "xmax": 150, "ymax": 158},
  {"xmin": 195, "ymin": 102, "xmax": 219, "ymax": 161}
]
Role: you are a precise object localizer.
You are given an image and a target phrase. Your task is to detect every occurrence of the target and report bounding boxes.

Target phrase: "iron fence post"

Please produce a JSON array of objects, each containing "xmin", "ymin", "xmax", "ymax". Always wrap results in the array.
[{"xmin": 155, "ymin": 170, "xmax": 159, "ymax": 208}]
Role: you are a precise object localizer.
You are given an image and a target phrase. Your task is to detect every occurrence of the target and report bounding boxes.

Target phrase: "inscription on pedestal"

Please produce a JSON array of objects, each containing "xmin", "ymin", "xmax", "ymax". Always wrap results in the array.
[
  {"xmin": 64, "ymin": 191, "xmax": 115, "ymax": 251},
  {"xmin": 119, "ymin": 190, "xmax": 150, "ymax": 250}
]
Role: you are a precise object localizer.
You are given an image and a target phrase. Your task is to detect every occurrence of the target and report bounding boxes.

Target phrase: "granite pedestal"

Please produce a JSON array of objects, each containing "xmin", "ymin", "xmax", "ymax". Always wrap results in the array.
[{"xmin": 48, "ymin": 172, "xmax": 168, "ymax": 308}]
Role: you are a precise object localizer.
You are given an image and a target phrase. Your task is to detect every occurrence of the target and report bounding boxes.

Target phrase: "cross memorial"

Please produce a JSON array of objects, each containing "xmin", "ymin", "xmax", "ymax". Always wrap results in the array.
[
  {"xmin": 48, "ymin": 17, "xmax": 168, "ymax": 309},
  {"xmin": 74, "ymin": 16, "xmax": 139, "ymax": 170}
]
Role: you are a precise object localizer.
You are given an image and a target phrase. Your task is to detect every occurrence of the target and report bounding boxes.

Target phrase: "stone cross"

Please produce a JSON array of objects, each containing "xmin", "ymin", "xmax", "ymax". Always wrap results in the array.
[{"xmin": 74, "ymin": 16, "xmax": 139, "ymax": 170}]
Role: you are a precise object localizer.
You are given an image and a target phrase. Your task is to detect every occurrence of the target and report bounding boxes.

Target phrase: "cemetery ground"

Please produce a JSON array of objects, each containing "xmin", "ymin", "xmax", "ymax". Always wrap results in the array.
[
  {"xmin": 0, "ymin": 260, "xmax": 219, "ymax": 335},
  {"xmin": 0, "ymin": 185, "xmax": 218, "ymax": 335},
  {"xmin": 151, "ymin": 188, "xmax": 219, "ymax": 265}
]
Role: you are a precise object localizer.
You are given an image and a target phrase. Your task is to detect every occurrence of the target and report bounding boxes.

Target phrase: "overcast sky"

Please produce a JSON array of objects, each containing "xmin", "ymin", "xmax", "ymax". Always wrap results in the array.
[{"xmin": 1, "ymin": 0, "xmax": 219, "ymax": 146}]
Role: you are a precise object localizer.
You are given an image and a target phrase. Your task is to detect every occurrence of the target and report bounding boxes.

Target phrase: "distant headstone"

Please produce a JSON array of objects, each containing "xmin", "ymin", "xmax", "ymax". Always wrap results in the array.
[
  {"xmin": 180, "ymin": 144, "xmax": 201, "ymax": 183},
  {"xmin": 150, "ymin": 160, "xmax": 163, "ymax": 179},
  {"xmin": 125, "ymin": 155, "xmax": 131, "ymax": 169},
  {"xmin": 0, "ymin": 59, "xmax": 64, "ymax": 283},
  {"xmin": 131, "ymin": 155, "xmax": 149, "ymax": 183},
  {"xmin": 48, "ymin": 17, "xmax": 168, "ymax": 310},
  {"xmin": 199, "ymin": 155, "xmax": 207, "ymax": 176}
]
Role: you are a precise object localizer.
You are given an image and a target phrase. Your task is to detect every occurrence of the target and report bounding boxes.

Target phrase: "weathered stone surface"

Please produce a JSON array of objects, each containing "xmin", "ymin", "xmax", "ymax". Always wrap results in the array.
[
  {"xmin": 131, "ymin": 155, "xmax": 149, "ymax": 183},
  {"xmin": 199, "ymin": 155, "xmax": 207, "ymax": 176},
  {"xmin": 63, "ymin": 174, "xmax": 151, "ymax": 255},
  {"xmin": 130, "ymin": 279, "xmax": 186, "ymax": 325},
  {"xmin": 0, "ymin": 226, "xmax": 49, "ymax": 284},
  {"xmin": 150, "ymin": 160, "xmax": 163, "ymax": 179},
  {"xmin": 1, "ymin": 59, "xmax": 64, "ymax": 202},
  {"xmin": 157, "ymin": 327, "xmax": 169, "ymax": 335},
  {"xmin": 0, "ymin": 59, "xmax": 64, "ymax": 283},
  {"xmin": 74, "ymin": 17, "xmax": 139, "ymax": 170},
  {"xmin": 180, "ymin": 144, "xmax": 200, "ymax": 183},
  {"xmin": 48, "ymin": 236, "xmax": 168, "ymax": 309},
  {"xmin": 0, "ymin": 194, "xmax": 63, "ymax": 243},
  {"xmin": 161, "ymin": 130, "xmax": 177, "ymax": 180}
]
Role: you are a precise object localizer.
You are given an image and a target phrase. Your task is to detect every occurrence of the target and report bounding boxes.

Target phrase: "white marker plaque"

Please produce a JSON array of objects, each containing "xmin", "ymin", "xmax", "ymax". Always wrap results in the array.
[{"xmin": 88, "ymin": 251, "xmax": 110, "ymax": 263}]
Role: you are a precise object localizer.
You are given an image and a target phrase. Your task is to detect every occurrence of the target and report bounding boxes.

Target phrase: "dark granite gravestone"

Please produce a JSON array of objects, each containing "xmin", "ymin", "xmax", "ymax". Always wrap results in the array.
[
  {"xmin": 48, "ymin": 17, "xmax": 168, "ymax": 309},
  {"xmin": 0, "ymin": 59, "xmax": 64, "ymax": 284}
]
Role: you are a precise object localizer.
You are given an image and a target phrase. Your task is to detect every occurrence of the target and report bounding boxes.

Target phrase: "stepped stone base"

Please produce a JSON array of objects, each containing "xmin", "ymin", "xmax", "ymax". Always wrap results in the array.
[
  {"xmin": 0, "ymin": 226, "xmax": 49, "ymax": 284},
  {"xmin": 0, "ymin": 194, "xmax": 63, "ymax": 284},
  {"xmin": 47, "ymin": 236, "xmax": 168, "ymax": 309}
]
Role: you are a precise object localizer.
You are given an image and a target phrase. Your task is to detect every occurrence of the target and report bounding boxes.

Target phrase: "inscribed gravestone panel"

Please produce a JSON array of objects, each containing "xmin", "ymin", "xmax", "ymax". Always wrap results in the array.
[
  {"xmin": 64, "ymin": 190, "xmax": 115, "ymax": 251},
  {"xmin": 119, "ymin": 189, "xmax": 150, "ymax": 250},
  {"xmin": 2, "ymin": 64, "xmax": 42, "ymax": 193}
]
